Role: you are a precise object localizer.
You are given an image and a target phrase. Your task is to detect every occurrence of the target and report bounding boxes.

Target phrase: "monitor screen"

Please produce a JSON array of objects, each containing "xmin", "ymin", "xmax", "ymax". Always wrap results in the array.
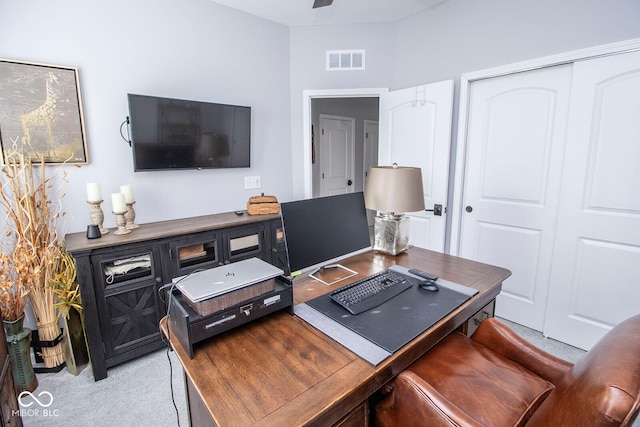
[{"xmin": 280, "ymin": 192, "xmax": 372, "ymax": 274}]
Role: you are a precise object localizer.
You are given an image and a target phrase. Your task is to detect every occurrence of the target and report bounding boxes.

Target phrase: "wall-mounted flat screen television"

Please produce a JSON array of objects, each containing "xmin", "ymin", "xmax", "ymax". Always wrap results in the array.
[{"xmin": 127, "ymin": 94, "xmax": 251, "ymax": 171}]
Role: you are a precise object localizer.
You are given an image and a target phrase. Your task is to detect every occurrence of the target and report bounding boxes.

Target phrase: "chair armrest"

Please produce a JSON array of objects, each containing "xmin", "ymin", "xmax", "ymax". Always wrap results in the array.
[
  {"xmin": 374, "ymin": 371, "xmax": 484, "ymax": 427},
  {"xmin": 470, "ymin": 318, "xmax": 572, "ymax": 384}
]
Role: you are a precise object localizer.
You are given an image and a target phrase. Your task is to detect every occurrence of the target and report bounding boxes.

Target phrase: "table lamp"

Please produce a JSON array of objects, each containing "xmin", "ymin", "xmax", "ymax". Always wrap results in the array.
[{"xmin": 364, "ymin": 164, "xmax": 425, "ymax": 255}]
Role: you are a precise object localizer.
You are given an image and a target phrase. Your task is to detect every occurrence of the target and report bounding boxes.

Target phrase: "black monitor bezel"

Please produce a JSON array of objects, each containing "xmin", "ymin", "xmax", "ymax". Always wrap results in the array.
[{"xmin": 280, "ymin": 192, "xmax": 372, "ymax": 276}]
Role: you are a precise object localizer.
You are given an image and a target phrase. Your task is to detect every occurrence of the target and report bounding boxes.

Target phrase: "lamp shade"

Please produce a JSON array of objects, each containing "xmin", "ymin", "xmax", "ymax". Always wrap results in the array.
[{"xmin": 364, "ymin": 165, "xmax": 425, "ymax": 213}]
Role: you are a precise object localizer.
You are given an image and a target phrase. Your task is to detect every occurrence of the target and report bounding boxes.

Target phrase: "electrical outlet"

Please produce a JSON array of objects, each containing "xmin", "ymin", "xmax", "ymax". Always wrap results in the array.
[{"xmin": 244, "ymin": 176, "xmax": 261, "ymax": 189}]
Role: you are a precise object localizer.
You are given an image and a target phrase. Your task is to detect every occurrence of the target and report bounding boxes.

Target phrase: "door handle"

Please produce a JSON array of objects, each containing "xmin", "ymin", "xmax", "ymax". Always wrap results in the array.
[
  {"xmin": 425, "ymin": 204, "xmax": 443, "ymax": 216},
  {"xmin": 347, "ymin": 179, "xmax": 353, "ymax": 186}
]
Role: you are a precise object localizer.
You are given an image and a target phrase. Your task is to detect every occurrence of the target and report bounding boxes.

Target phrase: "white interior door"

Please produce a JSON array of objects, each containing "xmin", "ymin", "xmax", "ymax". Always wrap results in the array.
[
  {"xmin": 458, "ymin": 65, "xmax": 573, "ymax": 331},
  {"xmin": 363, "ymin": 120, "xmax": 379, "ymax": 226},
  {"xmin": 544, "ymin": 51, "xmax": 640, "ymax": 350},
  {"xmin": 378, "ymin": 80, "xmax": 454, "ymax": 252},
  {"xmin": 319, "ymin": 115, "xmax": 355, "ymax": 196}
]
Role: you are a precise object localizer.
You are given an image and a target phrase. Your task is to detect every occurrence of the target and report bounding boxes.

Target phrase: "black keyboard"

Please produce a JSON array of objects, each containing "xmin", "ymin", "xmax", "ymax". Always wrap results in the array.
[{"xmin": 329, "ymin": 270, "xmax": 412, "ymax": 315}]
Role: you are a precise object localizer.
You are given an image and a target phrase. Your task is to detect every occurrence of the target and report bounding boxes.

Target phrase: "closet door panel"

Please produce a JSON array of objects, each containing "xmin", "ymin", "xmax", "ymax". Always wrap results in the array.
[
  {"xmin": 459, "ymin": 65, "xmax": 572, "ymax": 330},
  {"xmin": 544, "ymin": 50, "xmax": 640, "ymax": 350}
]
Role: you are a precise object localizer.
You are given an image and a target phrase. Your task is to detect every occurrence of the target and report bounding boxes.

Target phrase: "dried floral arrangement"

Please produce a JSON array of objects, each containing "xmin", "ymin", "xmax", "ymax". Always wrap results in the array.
[
  {"xmin": 52, "ymin": 251, "xmax": 82, "ymax": 320},
  {"xmin": 0, "ymin": 251, "xmax": 27, "ymax": 321},
  {"xmin": 0, "ymin": 144, "xmax": 68, "ymax": 367}
]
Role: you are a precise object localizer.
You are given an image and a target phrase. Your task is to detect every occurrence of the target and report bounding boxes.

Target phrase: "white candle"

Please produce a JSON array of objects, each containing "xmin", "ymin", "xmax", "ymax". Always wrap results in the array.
[
  {"xmin": 120, "ymin": 184, "xmax": 135, "ymax": 204},
  {"xmin": 111, "ymin": 193, "xmax": 127, "ymax": 213},
  {"xmin": 86, "ymin": 182, "xmax": 102, "ymax": 202}
]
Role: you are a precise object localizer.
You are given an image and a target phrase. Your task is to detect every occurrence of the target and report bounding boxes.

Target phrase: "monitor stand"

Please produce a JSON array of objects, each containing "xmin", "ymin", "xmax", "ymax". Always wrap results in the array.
[{"xmin": 309, "ymin": 264, "xmax": 357, "ymax": 286}]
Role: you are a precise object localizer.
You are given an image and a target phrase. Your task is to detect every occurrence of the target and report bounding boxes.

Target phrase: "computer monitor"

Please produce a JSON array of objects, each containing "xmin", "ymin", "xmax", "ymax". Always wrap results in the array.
[{"xmin": 280, "ymin": 192, "xmax": 372, "ymax": 283}]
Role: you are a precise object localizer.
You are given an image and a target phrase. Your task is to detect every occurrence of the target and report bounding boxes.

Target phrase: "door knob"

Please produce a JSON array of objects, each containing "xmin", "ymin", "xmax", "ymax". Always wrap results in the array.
[
  {"xmin": 347, "ymin": 179, "xmax": 353, "ymax": 186},
  {"xmin": 425, "ymin": 204, "xmax": 443, "ymax": 216},
  {"xmin": 466, "ymin": 206, "xmax": 473, "ymax": 213}
]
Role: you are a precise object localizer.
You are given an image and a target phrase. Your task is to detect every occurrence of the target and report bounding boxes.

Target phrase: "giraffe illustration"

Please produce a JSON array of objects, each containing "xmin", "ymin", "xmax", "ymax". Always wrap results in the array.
[{"xmin": 20, "ymin": 71, "xmax": 59, "ymax": 157}]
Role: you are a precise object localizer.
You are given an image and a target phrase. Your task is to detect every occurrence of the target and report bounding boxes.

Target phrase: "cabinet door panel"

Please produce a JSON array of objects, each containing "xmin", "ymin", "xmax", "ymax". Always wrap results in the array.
[
  {"xmin": 99, "ymin": 253, "xmax": 154, "ymax": 288},
  {"xmin": 169, "ymin": 232, "xmax": 222, "ymax": 277},
  {"xmin": 92, "ymin": 245, "xmax": 164, "ymax": 360},
  {"xmin": 103, "ymin": 283, "xmax": 162, "ymax": 358},
  {"xmin": 223, "ymin": 224, "xmax": 267, "ymax": 263}
]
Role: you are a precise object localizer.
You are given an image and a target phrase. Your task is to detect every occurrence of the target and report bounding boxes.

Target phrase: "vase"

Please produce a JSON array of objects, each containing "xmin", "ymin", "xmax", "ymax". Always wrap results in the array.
[
  {"xmin": 3, "ymin": 315, "xmax": 38, "ymax": 393},
  {"xmin": 62, "ymin": 307, "xmax": 89, "ymax": 375}
]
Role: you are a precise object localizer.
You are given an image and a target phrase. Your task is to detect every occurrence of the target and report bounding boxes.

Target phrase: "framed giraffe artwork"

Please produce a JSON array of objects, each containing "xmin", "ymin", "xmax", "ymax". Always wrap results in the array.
[{"xmin": 0, "ymin": 58, "xmax": 88, "ymax": 165}]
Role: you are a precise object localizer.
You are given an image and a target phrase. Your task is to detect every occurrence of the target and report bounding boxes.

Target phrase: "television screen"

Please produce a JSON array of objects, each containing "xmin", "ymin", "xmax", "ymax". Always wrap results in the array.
[
  {"xmin": 280, "ymin": 192, "xmax": 372, "ymax": 274},
  {"xmin": 127, "ymin": 94, "xmax": 251, "ymax": 171}
]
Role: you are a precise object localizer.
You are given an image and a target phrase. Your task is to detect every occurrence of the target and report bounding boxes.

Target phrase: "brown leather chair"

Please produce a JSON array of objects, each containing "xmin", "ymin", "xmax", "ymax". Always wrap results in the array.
[{"xmin": 374, "ymin": 314, "xmax": 640, "ymax": 427}]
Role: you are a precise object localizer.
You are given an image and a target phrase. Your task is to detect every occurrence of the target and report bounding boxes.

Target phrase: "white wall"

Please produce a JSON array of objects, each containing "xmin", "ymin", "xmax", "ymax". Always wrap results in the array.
[
  {"xmin": 0, "ymin": 0, "xmax": 292, "ymax": 235},
  {"xmin": 394, "ymin": 0, "xmax": 640, "ymax": 87}
]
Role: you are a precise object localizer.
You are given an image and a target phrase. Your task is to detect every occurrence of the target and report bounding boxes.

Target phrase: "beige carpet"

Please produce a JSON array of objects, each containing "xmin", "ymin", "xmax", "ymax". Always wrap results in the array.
[{"xmin": 21, "ymin": 346, "xmax": 186, "ymax": 427}]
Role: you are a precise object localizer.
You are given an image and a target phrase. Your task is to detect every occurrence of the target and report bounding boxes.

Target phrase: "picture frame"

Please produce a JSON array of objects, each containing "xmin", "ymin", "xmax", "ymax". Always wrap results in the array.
[{"xmin": 0, "ymin": 58, "xmax": 88, "ymax": 164}]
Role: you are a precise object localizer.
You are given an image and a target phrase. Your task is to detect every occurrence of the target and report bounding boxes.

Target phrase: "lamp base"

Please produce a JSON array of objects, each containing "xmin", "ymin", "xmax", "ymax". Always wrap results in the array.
[{"xmin": 373, "ymin": 214, "xmax": 410, "ymax": 256}]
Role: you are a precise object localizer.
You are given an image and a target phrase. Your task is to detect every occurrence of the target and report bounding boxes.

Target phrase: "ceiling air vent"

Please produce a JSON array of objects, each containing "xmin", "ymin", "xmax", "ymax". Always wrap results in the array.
[{"xmin": 326, "ymin": 50, "xmax": 365, "ymax": 71}]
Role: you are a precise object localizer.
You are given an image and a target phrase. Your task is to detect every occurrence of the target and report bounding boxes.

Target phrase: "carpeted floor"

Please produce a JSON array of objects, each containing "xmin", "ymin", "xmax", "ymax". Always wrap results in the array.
[
  {"xmin": 20, "ymin": 345, "xmax": 186, "ymax": 427},
  {"xmin": 21, "ymin": 317, "xmax": 634, "ymax": 426}
]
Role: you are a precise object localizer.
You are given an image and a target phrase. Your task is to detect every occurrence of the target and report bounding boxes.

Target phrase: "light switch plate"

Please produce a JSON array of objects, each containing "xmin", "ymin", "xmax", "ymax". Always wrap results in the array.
[{"xmin": 244, "ymin": 176, "xmax": 261, "ymax": 189}]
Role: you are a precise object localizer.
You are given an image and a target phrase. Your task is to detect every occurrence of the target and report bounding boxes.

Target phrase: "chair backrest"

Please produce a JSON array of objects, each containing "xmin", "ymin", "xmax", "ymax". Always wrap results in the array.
[{"xmin": 527, "ymin": 314, "xmax": 640, "ymax": 427}]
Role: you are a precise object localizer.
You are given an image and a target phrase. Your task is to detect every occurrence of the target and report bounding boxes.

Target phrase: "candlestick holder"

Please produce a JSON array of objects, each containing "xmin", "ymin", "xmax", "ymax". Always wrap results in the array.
[
  {"xmin": 124, "ymin": 202, "xmax": 140, "ymax": 230},
  {"xmin": 112, "ymin": 211, "xmax": 131, "ymax": 235},
  {"xmin": 87, "ymin": 200, "xmax": 109, "ymax": 235}
]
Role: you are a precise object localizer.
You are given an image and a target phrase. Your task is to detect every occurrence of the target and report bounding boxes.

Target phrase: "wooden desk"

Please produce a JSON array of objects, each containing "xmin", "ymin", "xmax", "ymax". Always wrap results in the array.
[{"xmin": 162, "ymin": 247, "xmax": 511, "ymax": 426}]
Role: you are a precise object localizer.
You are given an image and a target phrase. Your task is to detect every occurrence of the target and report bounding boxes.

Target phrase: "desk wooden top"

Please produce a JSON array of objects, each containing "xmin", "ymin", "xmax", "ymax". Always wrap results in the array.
[{"xmin": 163, "ymin": 247, "xmax": 511, "ymax": 427}]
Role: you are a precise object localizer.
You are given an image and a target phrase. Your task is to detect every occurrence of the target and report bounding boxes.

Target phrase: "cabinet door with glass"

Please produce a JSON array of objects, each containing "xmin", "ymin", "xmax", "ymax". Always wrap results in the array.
[
  {"xmin": 91, "ymin": 244, "xmax": 165, "ymax": 365},
  {"xmin": 222, "ymin": 223, "xmax": 268, "ymax": 264},
  {"xmin": 168, "ymin": 231, "xmax": 222, "ymax": 278}
]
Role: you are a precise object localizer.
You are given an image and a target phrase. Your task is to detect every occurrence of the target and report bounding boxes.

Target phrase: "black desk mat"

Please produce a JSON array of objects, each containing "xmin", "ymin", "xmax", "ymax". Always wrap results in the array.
[{"xmin": 304, "ymin": 266, "xmax": 477, "ymax": 354}]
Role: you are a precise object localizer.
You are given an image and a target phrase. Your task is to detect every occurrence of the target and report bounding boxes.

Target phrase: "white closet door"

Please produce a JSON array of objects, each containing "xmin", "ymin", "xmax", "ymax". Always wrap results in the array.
[
  {"xmin": 378, "ymin": 80, "xmax": 454, "ymax": 251},
  {"xmin": 319, "ymin": 115, "xmax": 355, "ymax": 196},
  {"xmin": 458, "ymin": 66, "xmax": 572, "ymax": 330},
  {"xmin": 544, "ymin": 51, "xmax": 640, "ymax": 350}
]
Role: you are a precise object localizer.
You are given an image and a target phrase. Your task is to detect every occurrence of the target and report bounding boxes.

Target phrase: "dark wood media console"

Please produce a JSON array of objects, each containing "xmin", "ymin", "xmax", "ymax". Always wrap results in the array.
[{"xmin": 65, "ymin": 211, "xmax": 287, "ymax": 381}]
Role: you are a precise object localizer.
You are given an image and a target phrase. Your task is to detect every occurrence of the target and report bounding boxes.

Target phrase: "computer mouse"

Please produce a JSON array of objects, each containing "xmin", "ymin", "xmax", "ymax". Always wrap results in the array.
[{"xmin": 417, "ymin": 280, "xmax": 439, "ymax": 292}]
